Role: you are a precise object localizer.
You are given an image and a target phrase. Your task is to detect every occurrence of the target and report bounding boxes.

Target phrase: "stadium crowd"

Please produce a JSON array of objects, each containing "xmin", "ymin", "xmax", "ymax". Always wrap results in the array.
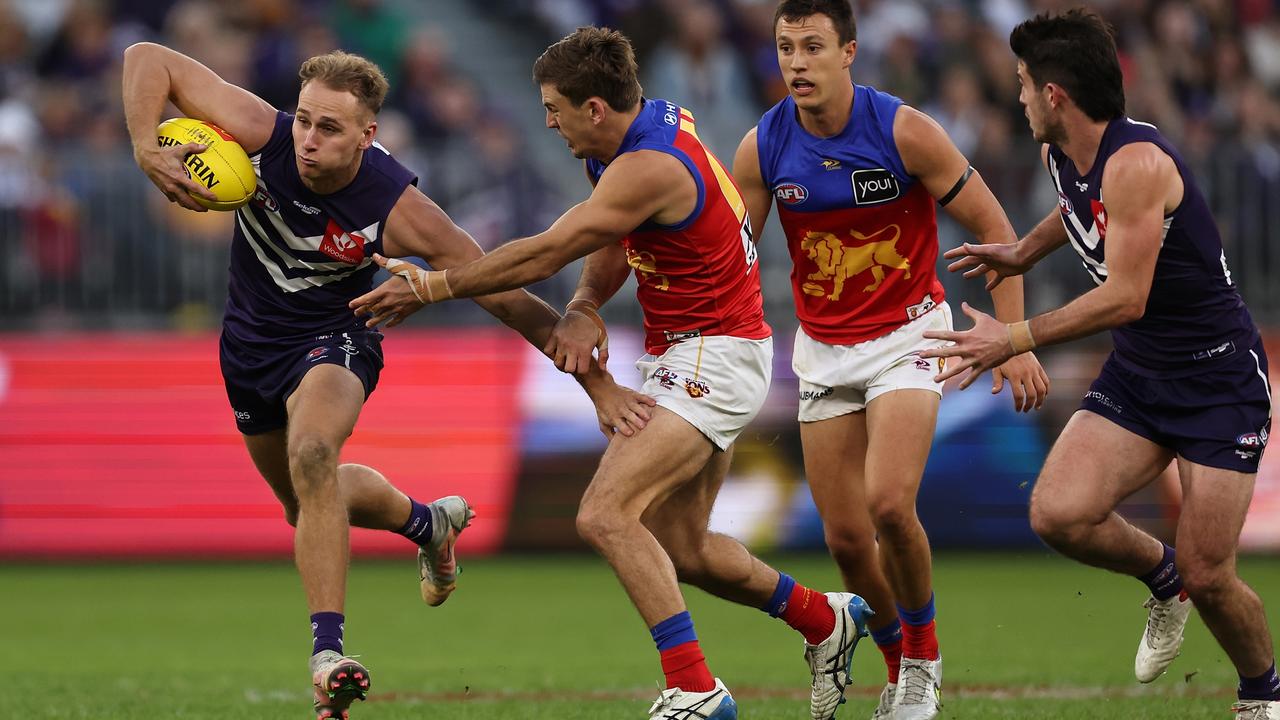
[{"xmin": 1, "ymin": 0, "xmax": 1278, "ymax": 328}]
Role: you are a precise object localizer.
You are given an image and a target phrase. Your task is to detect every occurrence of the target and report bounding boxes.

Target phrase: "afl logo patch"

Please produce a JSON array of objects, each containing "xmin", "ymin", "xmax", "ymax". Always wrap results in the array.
[
  {"xmin": 774, "ymin": 183, "xmax": 809, "ymax": 205},
  {"xmin": 852, "ymin": 168, "xmax": 900, "ymax": 205}
]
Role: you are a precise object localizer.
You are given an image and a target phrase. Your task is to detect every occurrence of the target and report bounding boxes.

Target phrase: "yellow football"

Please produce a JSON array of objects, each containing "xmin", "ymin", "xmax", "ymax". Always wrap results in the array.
[{"xmin": 156, "ymin": 118, "xmax": 257, "ymax": 211}]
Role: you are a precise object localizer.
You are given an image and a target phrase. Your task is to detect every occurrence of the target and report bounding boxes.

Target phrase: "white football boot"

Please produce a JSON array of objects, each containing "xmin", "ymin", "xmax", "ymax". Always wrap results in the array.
[
  {"xmin": 1134, "ymin": 591, "xmax": 1193, "ymax": 682},
  {"xmin": 310, "ymin": 650, "xmax": 370, "ymax": 720},
  {"xmin": 805, "ymin": 592, "xmax": 873, "ymax": 720},
  {"xmin": 1231, "ymin": 700, "xmax": 1280, "ymax": 719},
  {"xmin": 647, "ymin": 678, "xmax": 738, "ymax": 719},
  {"xmin": 894, "ymin": 657, "xmax": 942, "ymax": 720},
  {"xmin": 870, "ymin": 682, "xmax": 897, "ymax": 720},
  {"xmin": 417, "ymin": 495, "xmax": 476, "ymax": 606}
]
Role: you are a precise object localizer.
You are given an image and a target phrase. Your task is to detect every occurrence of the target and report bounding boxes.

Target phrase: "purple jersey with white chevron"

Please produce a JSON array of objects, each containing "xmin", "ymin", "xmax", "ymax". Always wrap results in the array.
[
  {"xmin": 1047, "ymin": 117, "xmax": 1258, "ymax": 378},
  {"xmin": 225, "ymin": 111, "xmax": 417, "ymax": 344}
]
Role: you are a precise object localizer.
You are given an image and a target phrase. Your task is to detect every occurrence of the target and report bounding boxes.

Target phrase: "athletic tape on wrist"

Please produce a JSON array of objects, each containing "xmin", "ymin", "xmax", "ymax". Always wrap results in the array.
[
  {"xmin": 566, "ymin": 300, "xmax": 609, "ymax": 351},
  {"xmin": 1008, "ymin": 320, "xmax": 1036, "ymax": 354}
]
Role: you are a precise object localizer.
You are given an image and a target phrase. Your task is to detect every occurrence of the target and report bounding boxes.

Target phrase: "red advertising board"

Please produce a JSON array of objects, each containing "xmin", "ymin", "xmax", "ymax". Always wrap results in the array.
[{"xmin": 0, "ymin": 330, "xmax": 526, "ymax": 558}]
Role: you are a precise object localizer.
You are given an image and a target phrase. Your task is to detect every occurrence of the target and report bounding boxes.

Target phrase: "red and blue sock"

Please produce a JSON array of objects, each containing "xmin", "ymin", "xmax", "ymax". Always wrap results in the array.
[
  {"xmin": 1238, "ymin": 662, "xmax": 1280, "ymax": 701},
  {"xmin": 1137, "ymin": 543, "xmax": 1184, "ymax": 601},
  {"xmin": 397, "ymin": 498, "xmax": 433, "ymax": 546},
  {"xmin": 651, "ymin": 611, "xmax": 715, "ymax": 692},
  {"xmin": 763, "ymin": 572, "xmax": 836, "ymax": 645},
  {"xmin": 310, "ymin": 611, "xmax": 344, "ymax": 656},
  {"xmin": 897, "ymin": 594, "xmax": 939, "ymax": 660},
  {"xmin": 870, "ymin": 618, "xmax": 904, "ymax": 684}
]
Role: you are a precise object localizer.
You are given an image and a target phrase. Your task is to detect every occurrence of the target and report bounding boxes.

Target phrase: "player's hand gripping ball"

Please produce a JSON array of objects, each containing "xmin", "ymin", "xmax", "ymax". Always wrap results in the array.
[{"xmin": 156, "ymin": 118, "xmax": 256, "ymax": 211}]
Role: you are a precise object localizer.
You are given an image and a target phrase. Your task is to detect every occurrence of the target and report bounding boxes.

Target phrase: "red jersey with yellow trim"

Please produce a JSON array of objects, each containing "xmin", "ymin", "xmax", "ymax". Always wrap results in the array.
[
  {"xmin": 587, "ymin": 98, "xmax": 770, "ymax": 354},
  {"xmin": 756, "ymin": 84, "xmax": 945, "ymax": 345}
]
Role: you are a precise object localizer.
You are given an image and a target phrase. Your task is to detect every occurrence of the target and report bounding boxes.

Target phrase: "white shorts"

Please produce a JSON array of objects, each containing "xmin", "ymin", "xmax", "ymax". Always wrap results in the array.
[
  {"xmin": 793, "ymin": 302, "xmax": 953, "ymax": 422},
  {"xmin": 636, "ymin": 335, "xmax": 773, "ymax": 451}
]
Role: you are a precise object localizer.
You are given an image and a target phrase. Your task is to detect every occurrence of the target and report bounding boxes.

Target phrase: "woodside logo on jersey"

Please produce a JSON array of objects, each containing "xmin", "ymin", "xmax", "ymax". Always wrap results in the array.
[{"xmin": 852, "ymin": 168, "xmax": 899, "ymax": 205}]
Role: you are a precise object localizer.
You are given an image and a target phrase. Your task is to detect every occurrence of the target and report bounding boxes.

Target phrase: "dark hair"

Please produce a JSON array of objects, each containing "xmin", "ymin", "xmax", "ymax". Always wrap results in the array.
[
  {"xmin": 532, "ymin": 26, "xmax": 642, "ymax": 111},
  {"xmin": 1009, "ymin": 7, "xmax": 1125, "ymax": 121},
  {"xmin": 299, "ymin": 50, "xmax": 389, "ymax": 115},
  {"xmin": 774, "ymin": 0, "xmax": 857, "ymax": 45}
]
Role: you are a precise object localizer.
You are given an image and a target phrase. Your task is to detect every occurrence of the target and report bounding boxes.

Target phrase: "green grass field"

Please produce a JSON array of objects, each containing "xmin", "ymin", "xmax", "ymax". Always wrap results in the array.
[{"xmin": 9, "ymin": 552, "xmax": 1279, "ymax": 719}]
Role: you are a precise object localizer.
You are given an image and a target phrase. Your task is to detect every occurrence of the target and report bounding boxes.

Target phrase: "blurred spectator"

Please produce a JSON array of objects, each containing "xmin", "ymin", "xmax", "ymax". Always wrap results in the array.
[
  {"xmin": 643, "ymin": 0, "xmax": 759, "ymax": 159},
  {"xmin": 0, "ymin": 0, "xmax": 1278, "ymax": 332}
]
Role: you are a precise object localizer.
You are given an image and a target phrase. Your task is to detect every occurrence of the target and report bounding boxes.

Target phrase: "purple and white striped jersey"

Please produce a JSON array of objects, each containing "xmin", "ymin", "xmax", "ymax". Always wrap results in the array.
[
  {"xmin": 224, "ymin": 111, "xmax": 417, "ymax": 344},
  {"xmin": 1046, "ymin": 117, "xmax": 1258, "ymax": 378}
]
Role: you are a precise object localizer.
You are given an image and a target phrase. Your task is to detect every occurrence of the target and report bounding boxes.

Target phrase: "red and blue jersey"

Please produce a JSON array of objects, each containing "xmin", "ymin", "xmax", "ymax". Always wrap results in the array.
[
  {"xmin": 225, "ymin": 111, "xmax": 417, "ymax": 345},
  {"xmin": 587, "ymin": 98, "xmax": 770, "ymax": 354},
  {"xmin": 756, "ymin": 84, "xmax": 945, "ymax": 345}
]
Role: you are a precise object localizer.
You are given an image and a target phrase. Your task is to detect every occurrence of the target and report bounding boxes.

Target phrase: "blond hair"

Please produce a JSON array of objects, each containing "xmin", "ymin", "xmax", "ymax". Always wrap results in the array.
[{"xmin": 298, "ymin": 51, "xmax": 389, "ymax": 116}]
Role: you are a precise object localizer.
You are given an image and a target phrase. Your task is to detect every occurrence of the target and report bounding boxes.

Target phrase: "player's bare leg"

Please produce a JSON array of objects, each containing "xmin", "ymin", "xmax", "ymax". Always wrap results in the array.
[
  {"xmin": 645, "ymin": 446, "xmax": 780, "ymax": 605},
  {"xmin": 283, "ymin": 365, "xmax": 368, "ymax": 718},
  {"xmin": 1030, "ymin": 411, "xmax": 1173, "ymax": 574},
  {"xmin": 577, "ymin": 407, "xmax": 738, "ymax": 718},
  {"xmin": 802, "ymin": 409, "xmax": 901, "ymax": 714},
  {"xmin": 1175, "ymin": 458, "xmax": 1279, "ymax": 711},
  {"xmin": 1030, "ymin": 411, "xmax": 1198, "ymax": 683},
  {"xmin": 864, "ymin": 389, "xmax": 942, "ymax": 719},
  {"xmin": 645, "ymin": 419, "xmax": 872, "ymax": 720},
  {"xmin": 285, "ymin": 365, "xmax": 364, "ymax": 619}
]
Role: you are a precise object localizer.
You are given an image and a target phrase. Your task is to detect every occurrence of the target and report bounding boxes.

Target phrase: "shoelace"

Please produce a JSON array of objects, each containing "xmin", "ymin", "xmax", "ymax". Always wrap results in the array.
[
  {"xmin": 871, "ymin": 685, "xmax": 896, "ymax": 719},
  {"xmin": 648, "ymin": 688, "xmax": 681, "ymax": 717},
  {"xmin": 898, "ymin": 660, "xmax": 937, "ymax": 705},
  {"xmin": 1143, "ymin": 597, "xmax": 1174, "ymax": 648},
  {"xmin": 1231, "ymin": 700, "xmax": 1273, "ymax": 718}
]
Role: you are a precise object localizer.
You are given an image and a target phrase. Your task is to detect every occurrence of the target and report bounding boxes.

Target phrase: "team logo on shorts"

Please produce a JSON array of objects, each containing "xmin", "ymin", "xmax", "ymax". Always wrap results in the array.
[
  {"xmin": 685, "ymin": 379, "xmax": 711, "ymax": 399},
  {"xmin": 1236, "ymin": 429, "xmax": 1269, "ymax": 459},
  {"xmin": 306, "ymin": 346, "xmax": 328, "ymax": 362},
  {"xmin": 653, "ymin": 367, "xmax": 680, "ymax": 389},
  {"xmin": 914, "ymin": 356, "xmax": 931, "ymax": 371},
  {"xmin": 799, "ymin": 387, "xmax": 832, "ymax": 401}
]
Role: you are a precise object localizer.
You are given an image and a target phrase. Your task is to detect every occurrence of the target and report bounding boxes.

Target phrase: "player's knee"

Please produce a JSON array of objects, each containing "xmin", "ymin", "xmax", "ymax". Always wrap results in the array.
[
  {"xmin": 288, "ymin": 436, "xmax": 338, "ymax": 492},
  {"xmin": 575, "ymin": 502, "xmax": 622, "ymax": 550},
  {"xmin": 824, "ymin": 525, "xmax": 877, "ymax": 567},
  {"xmin": 868, "ymin": 495, "xmax": 918, "ymax": 539},
  {"xmin": 1177, "ymin": 556, "xmax": 1233, "ymax": 602},
  {"xmin": 1029, "ymin": 499, "xmax": 1084, "ymax": 546}
]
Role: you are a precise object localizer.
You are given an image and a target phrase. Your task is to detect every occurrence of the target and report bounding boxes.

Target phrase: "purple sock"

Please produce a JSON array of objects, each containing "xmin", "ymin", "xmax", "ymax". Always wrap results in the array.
[
  {"xmin": 397, "ymin": 498, "xmax": 433, "ymax": 546},
  {"xmin": 311, "ymin": 611, "xmax": 344, "ymax": 656},
  {"xmin": 1136, "ymin": 543, "xmax": 1183, "ymax": 601},
  {"xmin": 1238, "ymin": 663, "xmax": 1280, "ymax": 701}
]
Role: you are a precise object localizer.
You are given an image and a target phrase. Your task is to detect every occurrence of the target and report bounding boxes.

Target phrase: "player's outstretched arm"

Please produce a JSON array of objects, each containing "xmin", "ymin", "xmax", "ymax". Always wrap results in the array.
[
  {"xmin": 361, "ymin": 185, "xmax": 656, "ymax": 435},
  {"xmin": 942, "ymin": 146, "xmax": 1069, "ymax": 286},
  {"xmin": 375, "ymin": 150, "xmax": 689, "ymax": 303},
  {"xmin": 731, "ymin": 127, "xmax": 774, "ymax": 237},
  {"xmin": 920, "ymin": 143, "xmax": 1172, "ymax": 387},
  {"xmin": 122, "ymin": 42, "xmax": 276, "ymax": 211},
  {"xmin": 897, "ymin": 106, "xmax": 1048, "ymax": 410},
  {"xmin": 364, "ymin": 186, "xmax": 560, "ymax": 344}
]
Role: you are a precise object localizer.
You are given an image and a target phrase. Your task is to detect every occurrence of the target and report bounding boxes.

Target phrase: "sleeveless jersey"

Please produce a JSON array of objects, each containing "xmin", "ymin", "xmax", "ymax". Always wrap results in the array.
[
  {"xmin": 756, "ymin": 84, "xmax": 945, "ymax": 345},
  {"xmin": 224, "ymin": 111, "xmax": 417, "ymax": 344},
  {"xmin": 587, "ymin": 98, "xmax": 770, "ymax": 354},
  {"xmin": 1047, "ymin": 117, "xmax": 1258, "ymax": 378}
]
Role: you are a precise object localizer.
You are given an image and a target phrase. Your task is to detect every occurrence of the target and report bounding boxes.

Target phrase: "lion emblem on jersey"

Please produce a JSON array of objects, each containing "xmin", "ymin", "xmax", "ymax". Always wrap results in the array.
[
  {"xmin": 800, "ymin": 225, "xmax": 911, "ymax": 300},
  {"xmin": 625, "ymin": 248, "xmax": 670, "ymax": 291}
]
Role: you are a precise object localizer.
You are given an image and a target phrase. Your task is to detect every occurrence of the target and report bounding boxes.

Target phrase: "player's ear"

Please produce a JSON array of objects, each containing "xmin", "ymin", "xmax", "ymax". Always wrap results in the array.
[
  {"xmin": 360, "ymin": 120, "xmax": 377, "ymax": 150},
  {"xmin": 843, "ymin": 40, "xmax": 857, "ymax": 68},
  {"xmin": 587, "ymin": 97, "xmax": 607, "ymax": 125}
]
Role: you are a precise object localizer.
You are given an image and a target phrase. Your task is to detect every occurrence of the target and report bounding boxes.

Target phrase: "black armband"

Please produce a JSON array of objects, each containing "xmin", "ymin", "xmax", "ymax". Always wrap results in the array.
[{"xmin": 937, "ymin": 165, "xmax": 975, "ymax": 207}]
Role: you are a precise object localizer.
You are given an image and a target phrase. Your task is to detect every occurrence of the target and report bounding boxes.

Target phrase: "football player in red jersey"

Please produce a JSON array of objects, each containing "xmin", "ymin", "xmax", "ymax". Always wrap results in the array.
[
  {"xmin": 730, "ymin": 2, "xmax": 1048, "ymax": 717},
  {"xmin": 354, "ymin": 25, "xmax": 875, "ymax": 720}
]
